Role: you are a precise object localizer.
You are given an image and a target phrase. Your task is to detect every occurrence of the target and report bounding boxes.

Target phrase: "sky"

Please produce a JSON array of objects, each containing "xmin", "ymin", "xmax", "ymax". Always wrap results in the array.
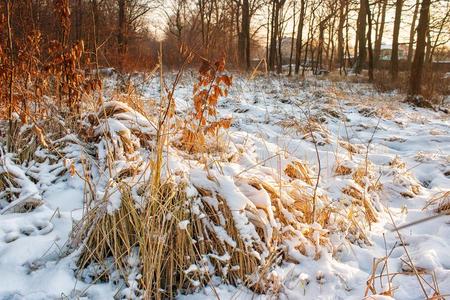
[{"xmin": 146, "ymin": 0, "xmax": 450, "ymax": 49}]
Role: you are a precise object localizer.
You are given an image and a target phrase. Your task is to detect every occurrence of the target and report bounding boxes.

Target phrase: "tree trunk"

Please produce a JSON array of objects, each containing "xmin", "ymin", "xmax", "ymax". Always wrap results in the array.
[
  {"xmin": 242, "ymin": 0, "xmax": 251, "ymax": 70},
  {"xmin": 266, "ymin": 4, "xmax": 270, "ymax": 66},
  {"xmin": 425, "ymin": 29, "xmax": 431, "ymax": 62},
  {"xmin": 374, "ymin": 0, "xmax": 387, "ymax": 65},
  {"xmin": 294, "ymin": 0, "xmax": 305, "ymax": 74},
  {"xmin": 407, "ymin": 0, "xmax": 420, "ymax": 66},
  {"xmin": 288, "ymin": 1, "xmax": 296, "ymax": 76},
  {"xmin": 353, "ymin": 0, "xmax": 367, "ymax": 74},
  {"xmin": 269, "ymin": 1, "xmax": 277, "ymax": 70},
  {"xmin": 344, "ymin": 1, "xmax": 350, "ymax": 74},
  {"xmin": 315, "ymin": 22, "xmax": 325, "ymax": 74},
  {"xmin": 337, "ymin": 0, "xmax": 346, "ymax": 70},
  {"xmin": 366, "ymin": 0, "xmax": 374, "ymax": 81},
  {"xmin": 302, "ymin": 9, "xmax": 315, "ymax": 76},
  {"xmin": 275, "ymin": 1, "xmax": 284, "ymax": 74},
  {"xmin": 390, "ymin": 0, "xmax": 404, "ymax": 80},
  {"xmin": 6, "ymin": 0, "xmax": 15, "ymax": 151},
  {"xmin": 409, "ymin": 0, "xmax": 431, "ymax": 96},
  {"xmin": 90, "ymin": 0, "xmax": 99, "ymax": 73},
  {"xmin": 91, "ymin": 0, "xmax": 99, "ymax": 47}
]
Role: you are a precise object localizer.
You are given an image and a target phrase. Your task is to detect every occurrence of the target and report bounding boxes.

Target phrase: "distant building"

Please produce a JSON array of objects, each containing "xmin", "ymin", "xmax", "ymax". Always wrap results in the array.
[{"xmin": 379, "ymin": 43, "xmax": 409, "ymax": 61}]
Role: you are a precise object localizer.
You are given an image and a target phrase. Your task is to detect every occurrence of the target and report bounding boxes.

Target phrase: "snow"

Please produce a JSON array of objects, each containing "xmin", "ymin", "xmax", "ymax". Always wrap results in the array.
[
  {"xmin": 178, "ymin": 220, "xmax": 190, "ymax": 230},
  {"xmin": 1, "ymin": 73, "xmax": 449, "ymax": 299}
]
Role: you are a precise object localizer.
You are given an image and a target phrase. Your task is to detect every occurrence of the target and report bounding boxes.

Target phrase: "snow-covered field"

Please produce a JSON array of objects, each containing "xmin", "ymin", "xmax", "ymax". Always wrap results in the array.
[{"xmin": 1, "ymin": 73, "xmax": 449, "ymax": 299}]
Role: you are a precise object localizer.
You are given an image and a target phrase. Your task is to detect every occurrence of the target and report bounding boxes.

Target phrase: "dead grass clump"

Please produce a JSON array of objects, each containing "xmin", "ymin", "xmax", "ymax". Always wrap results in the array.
[
  {"xmin": 342, "ymin": 186, "xmax": 378, "ymax": 224},
  {"xmin": 200, "ymin": 192, "xmax": 271, "ymax": 291},
  {"xmin": 322, "ymin": 107, "xmax": 347, "ymax": 121},
  {"xmin": 423, "ymin": 191, "xmax": 450, "ymax": 213},
  {"xmin": 389, "ymin": 156, "xmax": 406, "ymax": 169},
  {"xmin": 180, "ymin": 128, "xmax": 207, "ymax": 153},
  {"xmin": 76, "ymin": 181, "xmax": 203, "ymax": 299},
  {"xmin": 375, "ymin": 106, "xmax": 397, "ymax": 120},
  {"xmin": 339, "ymin": 140, "xmax": 363, "ymax": 154},
  {"xmin": 75, "ymin": 176, "xmax": 282, "ymax": 297},
  {"xmin": 284, "ymin": 160, "xmax": 313, "ymax": 185},
  {"xmin": 277, "ymin": 117, "xmax": 331, "ymax": 144},
  {"xmin": 392, "ymin": 173, "xmax": 421, "ymax": 198},
  {"xmin": 335, "ymin": 163, "xmax": 353, "ymax": 176},
  {"xmin": 374, "ymin": 69, "xmax": 449, "ymax": 105},
  {"xmin": 352, "ymin": 164, "xmax": 383, "ymax": 192},
  {"xmin": 373, "ymin": 70, "xmax": 408, "ymax": 93},
  {"xmin": 77, "ymin": 184, "xmax": 142, "ymax": 281},
  {"xmin": 0, "ymin": 153, "xmax": 43, "ymax": 213},
  {"xmin": 338, "ymin": 163, "xmax": 383, "ymax": 225}
]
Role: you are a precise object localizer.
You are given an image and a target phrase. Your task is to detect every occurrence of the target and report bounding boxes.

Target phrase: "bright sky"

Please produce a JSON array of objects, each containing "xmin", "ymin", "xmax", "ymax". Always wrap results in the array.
[{"xmin": 147, "ymin": 0, "xmax": 450, "ymax": 49}]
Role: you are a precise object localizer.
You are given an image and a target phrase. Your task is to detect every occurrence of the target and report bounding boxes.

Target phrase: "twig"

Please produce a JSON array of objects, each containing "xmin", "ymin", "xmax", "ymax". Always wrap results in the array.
[
  {"xmin": 392, "ymin": 209, "xmax": 450, "ymax": 231},
  {"xmin": 387, "ymin": 209, "xmax": 429, "ymax": 299}
]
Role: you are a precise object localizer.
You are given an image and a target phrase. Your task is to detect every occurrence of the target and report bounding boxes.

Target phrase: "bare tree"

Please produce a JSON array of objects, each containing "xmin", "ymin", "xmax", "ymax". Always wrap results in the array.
[
  {"xmin": 237, "ymin": 0, "xmax": 251, "ymax": 70},
  {"xmin": 294, "ymin": 0, "xmax": 306, "ymax": 74},
  {"xmin": 353, "ymin": 0, "xmax": 368, "ymax": 74},
  {"xmin": 288, "ymin": 0, "xmax": 296, "ymax": 76},
  {"xmin": 366, "ymin": 0, "xmax": 374, "ymax": 81},
  {"xmin": 390, "ymin": 0, "xmax": 404, "ymax": 80},
  {"xmin": 427, "ymin": 5, "xmax": 450, "ymax": 62},
  {"xmin": 374, "ymin": 0, "xmax": 387, "ymax": 65},
  {"xmin": 408, "ymin": 0, "xmax": 431, "ymax": 96},
  {"xmin": 407, "ymin": 0, "xmax": 420, "ymax": 66},
  {"xmin": 337, "ymin": 0, "xmax": 347, "ymax": 72}
]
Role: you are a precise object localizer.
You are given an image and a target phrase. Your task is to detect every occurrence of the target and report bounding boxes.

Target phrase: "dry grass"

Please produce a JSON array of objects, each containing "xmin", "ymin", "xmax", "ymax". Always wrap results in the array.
[
  {"xmin": 0, "ymin": 55, "xmax": 395, "ymax": 297},
  {"xmin": 69, "ymin": 95, "xmax": 381, "ymax": 296},
  {"xmin": 424, "ymin": 191, "xmax": 450, "ymax": 213},
  {"xmin": 373, "ymin": 70, "xmax": 450, "ymax": 104},
  {"xmin": 76, "ymin": 181, "xmax": 203, "ymax": 298},
  {"xmin": 284, "ymin": 160, "xmax": 313, "ymax": 185},
  {"xmin": 0, "ymin": 5, "xmax": 424, "ymax": 298}
]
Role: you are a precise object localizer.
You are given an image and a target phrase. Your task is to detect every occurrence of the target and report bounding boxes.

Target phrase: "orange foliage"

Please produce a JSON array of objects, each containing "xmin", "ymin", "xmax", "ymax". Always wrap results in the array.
[{"xmin": 181, "ymin": 57, "xmax": 233, "ymax": 152}]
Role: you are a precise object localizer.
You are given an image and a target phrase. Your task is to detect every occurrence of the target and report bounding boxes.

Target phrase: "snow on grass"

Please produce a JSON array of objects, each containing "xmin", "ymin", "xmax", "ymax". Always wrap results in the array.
[{"xmin": 0, "ymin": 73, "xmax": 449, "ymax": 299}]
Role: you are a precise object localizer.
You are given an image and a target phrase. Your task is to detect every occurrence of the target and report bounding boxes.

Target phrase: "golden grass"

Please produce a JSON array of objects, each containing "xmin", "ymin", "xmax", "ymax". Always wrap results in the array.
[
  {"xmin": 71, "ymin": 110, "xmax": 359, "ymax": 295},
  {"xmin": 424, "ymin": 191, "xmax": 450, "ymax": 213},
  {"xmin": 4, "ymin": 77, "xmax": 389, "ymax": 297},
  {"xmin": 284, "ymin": 160, "xmax": 313, "ymax": 185}
]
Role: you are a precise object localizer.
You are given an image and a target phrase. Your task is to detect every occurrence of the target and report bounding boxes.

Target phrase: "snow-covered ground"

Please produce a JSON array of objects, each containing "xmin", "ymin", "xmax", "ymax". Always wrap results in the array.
[{"xmin": 1, "ymin": 74, "xmax": 449, "ymax": 299}]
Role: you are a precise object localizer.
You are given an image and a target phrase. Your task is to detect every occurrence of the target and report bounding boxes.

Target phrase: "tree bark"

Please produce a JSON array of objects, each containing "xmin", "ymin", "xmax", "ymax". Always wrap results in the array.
[
  {"xmin": 294, "ymin": 0, "xmax": 306, "ymax": 74},
  {"xmin": 366, "ymin": 0, "xmax": 374, "ymax": 81},
  {"xmin": 374, "ymin": 0, "xmax": 387, "ymax": 65},
  {"xmin": 337, "ymin": 0, "xmax": 346, "ymax": 70},
  {"xmin": 390, "ymin": 0, "xmax": 404, "ymax": 80},
  {"xmin": 242, "ymin": 0, "xmax": 251, "ymax": 70},
  {"xmin": 409, "ymin": 0, "xmax": 431, "ymax": 96},
  {"xmin": 5, "ymin": 0, "xmax": 15, "ymax": 151},
  {"xmin": 288, "ymin": 1, "xmax": 296, "ymax": 76},
  {"xmin": 353, "ymin": 0, "xmax": 367, "ymax": 74},
  {"xmin": 315, "ymin": 20, "xmax": 325, "ymax": 74},
  {"xmin": 407, "ymin": 0, "xmax": 420, "ymax": 66},
  {"xmin": 269, "ymin": 1, "xmax": 277, "ymax": 70}
]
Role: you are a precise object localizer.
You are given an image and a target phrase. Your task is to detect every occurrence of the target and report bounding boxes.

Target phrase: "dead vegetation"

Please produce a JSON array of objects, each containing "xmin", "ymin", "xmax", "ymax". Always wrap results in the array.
[
  {"xmin": 424, "ymin": 191, "xmax": 450, "ymax": 213},
  {"xmin": 373, "ymin": 70, "xmax": 450, "ymax": 107},
  {"xmin": 0, "ymin": 7, "xmax": 434, "ymax": 298},
  {"xmin": 0, "ymin": 50, "xmax": 391, "ymax": 297},
  {"xmin": 67, "ymin": 84, "xmax": 381, "ymax": 296}
]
